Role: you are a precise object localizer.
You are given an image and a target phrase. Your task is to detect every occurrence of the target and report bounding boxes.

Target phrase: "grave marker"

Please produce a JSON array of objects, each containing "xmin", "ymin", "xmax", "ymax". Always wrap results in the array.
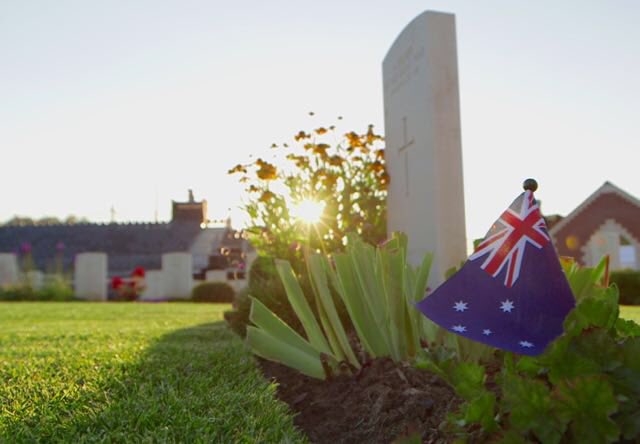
[
  {"xmin": 0, "ymin": 253, "xmax": 19, "ymax": 287},
  {"xmin": 75, "ymin": 252, "xmax": 108, "ymax": 300},
  {"xmin": 383, "ymin": 10, "xmax": 467, "ymax": 287}
]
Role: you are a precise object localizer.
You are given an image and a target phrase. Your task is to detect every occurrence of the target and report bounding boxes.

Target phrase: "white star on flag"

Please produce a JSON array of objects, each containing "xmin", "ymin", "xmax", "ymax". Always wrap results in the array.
[
  {"xmin": 482, "ymin": 329, "xmax": 492, "ymax": 336},
  {"xmin": 453, "ymin": 301, "xmax": 468, "ymax": 312},
  {"xmin": 519, "ymin": 341, "xmax": 534, "ymax": 348},
  {"xmin": 500, "ymin": 300, "xmax": 515, "ymax": 313},
  {"xmin": 452, "ymin": 325, "xmax": 467, "ymax": 333}
]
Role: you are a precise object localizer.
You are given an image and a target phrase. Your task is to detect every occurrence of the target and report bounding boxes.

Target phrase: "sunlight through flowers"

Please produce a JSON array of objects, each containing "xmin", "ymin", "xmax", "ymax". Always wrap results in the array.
[{"xmin": 291, "ymin": 199, "xmax": 325, "ymax": 225}]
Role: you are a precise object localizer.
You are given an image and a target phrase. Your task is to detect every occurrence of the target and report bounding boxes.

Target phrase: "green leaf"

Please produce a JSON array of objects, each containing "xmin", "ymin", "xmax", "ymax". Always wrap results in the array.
[
  {"xmin": 449, "ymin": 362, "xmax": 485, "ymax": 401},
  {"xmin": 616, "ymin": 318, "xmax": 640, "ymax": 338},
  {"xmin": 246, "ymin": 327, "xmax": 325, "ymax": 379},
  {"xmin": 515, "ymin": 356, "xmax": 543, "ymax": 376},
  {"xmin": 331, "ymin": 252, "xmax": 389, "ymax": 357},
  {"xmin": 275, "ymin": 259, "xmax": 332, "ymax": 355},
  {"xmin": 463, "ymin": 392, "xmax": 497, "ymax": 432},
  {"xmin": 307, "ymin": 254, "xmax": 360, "ymax": 368},
  {"xmin": 502, "ymin": 373, "xmax": 566, "ymax": 444},
  {"xmin": 378, "ymin": 244, "xmax": 409, "ymax": 360},
  {"xmin": 554, "ymin": 376, "xmax": 620, "ymax": 444},
  {"xmin": 616, "ymin": 402, "xmax": 640, "ymax": 440},
  {"xmin": 495, "ymin": 430, "xmax": 528, "ymax": 444},
  {"xmin": 249, "ymin": 297, "xmax": 319, "ymax": 357},
  {"xmin": 563, "ymin": 287, "xmax": 619, "ymax": 336}
]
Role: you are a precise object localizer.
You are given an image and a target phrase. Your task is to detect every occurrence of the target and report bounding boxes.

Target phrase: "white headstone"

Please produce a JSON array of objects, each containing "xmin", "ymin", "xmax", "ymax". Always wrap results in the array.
[
  {"xmin": 74, "ymin": 252, "xmax": 108, "ymax": 300},
  {"xmin": 205, "ymin": 270, "xmax": 227, "ymax": 282},
  {"xmin": 383, "ymin": 11, "xmax": 467, "ymax": 286},
  {"xmin": 0, "ymin": 253, "xmax": 19, "ymax": 287},
  {"xmin": 162, "ymin": 252, "xmax": 193, "ymax": 299},
  {"xmin": 140, "ymin": 270, "xmax": 165, "ymax": 301},
  {"xmin": 25, "ymin": 270, "xmax": 44, "ymax": 290}
]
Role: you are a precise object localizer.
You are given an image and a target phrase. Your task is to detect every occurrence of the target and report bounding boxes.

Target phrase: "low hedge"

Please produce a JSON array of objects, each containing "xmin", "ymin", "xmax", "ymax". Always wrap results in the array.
[
  {"xmin": 191, "ymin": 281, "xmax": 235, "ymax": 303},
  {"xmin": 611, "ymin": 269, "xmax": 640, "ymax": 305},
  {"xmin": 0, "ymin": 279, "xmax": 74, "ymax": 301}
]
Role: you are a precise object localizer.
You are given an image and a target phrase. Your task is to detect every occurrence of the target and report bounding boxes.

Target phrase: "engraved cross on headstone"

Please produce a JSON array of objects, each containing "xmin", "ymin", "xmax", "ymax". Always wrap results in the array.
[{"xmin": 397, "ymin": 116, "xmax": 415, "ymax": 196}]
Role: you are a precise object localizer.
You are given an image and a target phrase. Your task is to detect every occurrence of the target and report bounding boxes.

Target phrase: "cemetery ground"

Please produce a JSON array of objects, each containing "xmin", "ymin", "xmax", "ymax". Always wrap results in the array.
[
  {"xmin": 2, "ymin": 301, "xmax": 640, "ymax": 443},
  {"xmin": 0, "ymin": 302, "xmax": 304, "ymax": 443}
]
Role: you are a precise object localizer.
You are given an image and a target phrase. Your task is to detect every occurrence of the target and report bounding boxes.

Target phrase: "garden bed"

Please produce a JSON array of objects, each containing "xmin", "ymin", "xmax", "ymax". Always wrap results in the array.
[{"xmin": 260, "ymin": 356, "xmax": 462, "ymax": 443}]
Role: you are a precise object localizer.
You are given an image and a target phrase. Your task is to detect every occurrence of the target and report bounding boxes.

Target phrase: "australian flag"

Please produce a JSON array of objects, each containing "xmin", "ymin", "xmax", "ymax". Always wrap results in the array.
[{"xmin": 416, "ymin": 189, "xmax": 575, "ymax": 356}]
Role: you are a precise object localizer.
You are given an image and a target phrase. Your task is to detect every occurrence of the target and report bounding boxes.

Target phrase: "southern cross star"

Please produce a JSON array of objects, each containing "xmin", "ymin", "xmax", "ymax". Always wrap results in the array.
[
  {"xmin": 519, "ymin": 340, "xmax": 534, "ymax": 348},
  {"xmin": 482, "ymin": 329, "xmax": 492, "ymax": 336},
  {"xmin": 500, "ymin": 299, "xmax": 515, "ymax": 313},
  {"xmin": 452, "ymin": 324, "xmax": 467, "ymax": 333},
  {"xmin": 453, "ymin": 301, "xmax": 468, "ymax": 312}
]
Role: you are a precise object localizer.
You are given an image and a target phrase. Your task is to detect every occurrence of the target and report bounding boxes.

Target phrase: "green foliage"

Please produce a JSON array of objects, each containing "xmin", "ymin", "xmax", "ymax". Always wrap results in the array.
[
  {"xmin": 191, "ymin": 281, "xmax": 235, "ymax": 303},
  {"xmin": 424, "ymin": 257, "xmax": 640, "ymax": 443},
  {"xmin": 224, "ymin": 286, "xmax": 252, "ymax": 337},
  {"xmin": 248, "ymin": 255, "xmax": 305, "ymax": 331},
  {"xmin": 246, "ymin": 234, "xmax": 432, "ymax": 379},
  {"xmin": 611, "ymin": 269, "xmax": 640, "ymax": 305},
  {"xmin": 0, "ymin": 276, "xmax": 74, "ymax": 301},
  {"xmin": 226, "ymin": 256, "xmax": 310, "ymax": 337},
  {"xmin": 229, "ymin": 118, "xmax": 387, "ymax": 264},
  {"xmin": 0, "ymin": 302, "xmax": 305, "ymax": 443}
]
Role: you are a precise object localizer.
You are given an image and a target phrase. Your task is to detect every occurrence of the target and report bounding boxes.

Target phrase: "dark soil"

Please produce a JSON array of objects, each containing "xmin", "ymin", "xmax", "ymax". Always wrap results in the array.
[{"xmin": 259, "ymin": 357, "xmax": 462, "ymax": 443}]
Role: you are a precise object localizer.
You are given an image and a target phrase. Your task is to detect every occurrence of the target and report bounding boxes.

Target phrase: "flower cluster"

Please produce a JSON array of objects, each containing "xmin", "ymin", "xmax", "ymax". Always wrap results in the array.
[
  {"xmin": 229, "ymin": 116, "xmax": 387, "ymax": 263},
  {"xmin": 111, "ymin": 267, "xmax": 146, "ymax": 301}
]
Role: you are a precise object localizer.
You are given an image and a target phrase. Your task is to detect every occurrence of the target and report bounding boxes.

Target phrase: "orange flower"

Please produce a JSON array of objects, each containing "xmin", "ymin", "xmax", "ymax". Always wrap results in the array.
[
  {"xmin": 375, "ymin": 149, "xmax": 385, "ymax": 160},
  {"xmin": 315, "ymin": 127, "xmax": 328, "ymax": 135}
]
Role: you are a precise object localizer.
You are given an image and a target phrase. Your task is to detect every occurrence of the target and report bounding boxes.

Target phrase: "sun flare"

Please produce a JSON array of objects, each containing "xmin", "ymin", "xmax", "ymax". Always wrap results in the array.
[{"xmin": 291, "ymin": 199, "xmax": 325, "ymax": 224}]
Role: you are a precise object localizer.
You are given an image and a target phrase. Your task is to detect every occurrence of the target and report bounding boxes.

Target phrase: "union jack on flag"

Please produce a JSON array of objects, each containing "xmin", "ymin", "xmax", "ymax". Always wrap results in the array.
[
  {"xmin": 469, "ymin": 191, "xmax": 550, "ymax": 288},
  {"xmin": 416, "ymin": 185, "xmax": 575, "ymax": 355}
]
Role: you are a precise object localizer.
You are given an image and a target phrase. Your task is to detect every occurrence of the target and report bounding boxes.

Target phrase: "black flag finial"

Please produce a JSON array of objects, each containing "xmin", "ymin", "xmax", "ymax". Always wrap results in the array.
[{"xmin": 523, "ymin": 178, "xmax": 538, "ymax": 192}]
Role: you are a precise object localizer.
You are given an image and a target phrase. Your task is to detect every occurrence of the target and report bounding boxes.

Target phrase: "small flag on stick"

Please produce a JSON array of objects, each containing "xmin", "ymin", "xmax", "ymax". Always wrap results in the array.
[{"xmin": 417, "ymin": 179, "xmax": 575, "ymax": 356}]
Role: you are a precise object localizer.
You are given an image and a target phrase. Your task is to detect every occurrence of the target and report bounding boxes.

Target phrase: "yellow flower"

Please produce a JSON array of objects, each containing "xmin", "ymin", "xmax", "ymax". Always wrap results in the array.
[
  {"xmin": 255, "ymin": 159, "xmax": 278, "ymax": 180},
  {"xmin": 328, "ymin": 155, "xmax": 343, "ymax": 166},
  {"xmin": 345, "ymin": 131, "xmax": 363, "ymax": 149},
  {"xmin": 313, "ymin": 143, "xmax": 330, "ymax": 157},
  {"xmin": 228, "ymin": 164, "xmax": 247, "ymax": 175},
  {"xmin": 368, "ymin": 160, "xmax": 385, "ymax": 173},
  {"xmin": 259, "ymin": 190, "xmax": 276, "ymax": 202},
  {"xmin": 294, "ymin": 131, "xmax": 310, "ymax": 141},
  {"xmin": 365, "ymin": 124, "xmax": 383, "ymax": 144}
]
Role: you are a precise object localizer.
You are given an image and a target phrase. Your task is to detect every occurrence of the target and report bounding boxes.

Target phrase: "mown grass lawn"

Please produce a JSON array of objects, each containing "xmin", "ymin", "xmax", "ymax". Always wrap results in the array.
[
  {"xmin": 0, "ymin": 302, "xmax": 305, "ymax": 443},
  {"xmin": 620, "ymin": 305, "xmax": 640, "ymax": 324}
]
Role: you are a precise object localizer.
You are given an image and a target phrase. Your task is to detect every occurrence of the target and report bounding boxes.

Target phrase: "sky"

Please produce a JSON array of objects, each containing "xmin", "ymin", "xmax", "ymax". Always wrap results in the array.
[{"xmin": 1, "ymin": 0, "xmax": 639, "ymax": 245}]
